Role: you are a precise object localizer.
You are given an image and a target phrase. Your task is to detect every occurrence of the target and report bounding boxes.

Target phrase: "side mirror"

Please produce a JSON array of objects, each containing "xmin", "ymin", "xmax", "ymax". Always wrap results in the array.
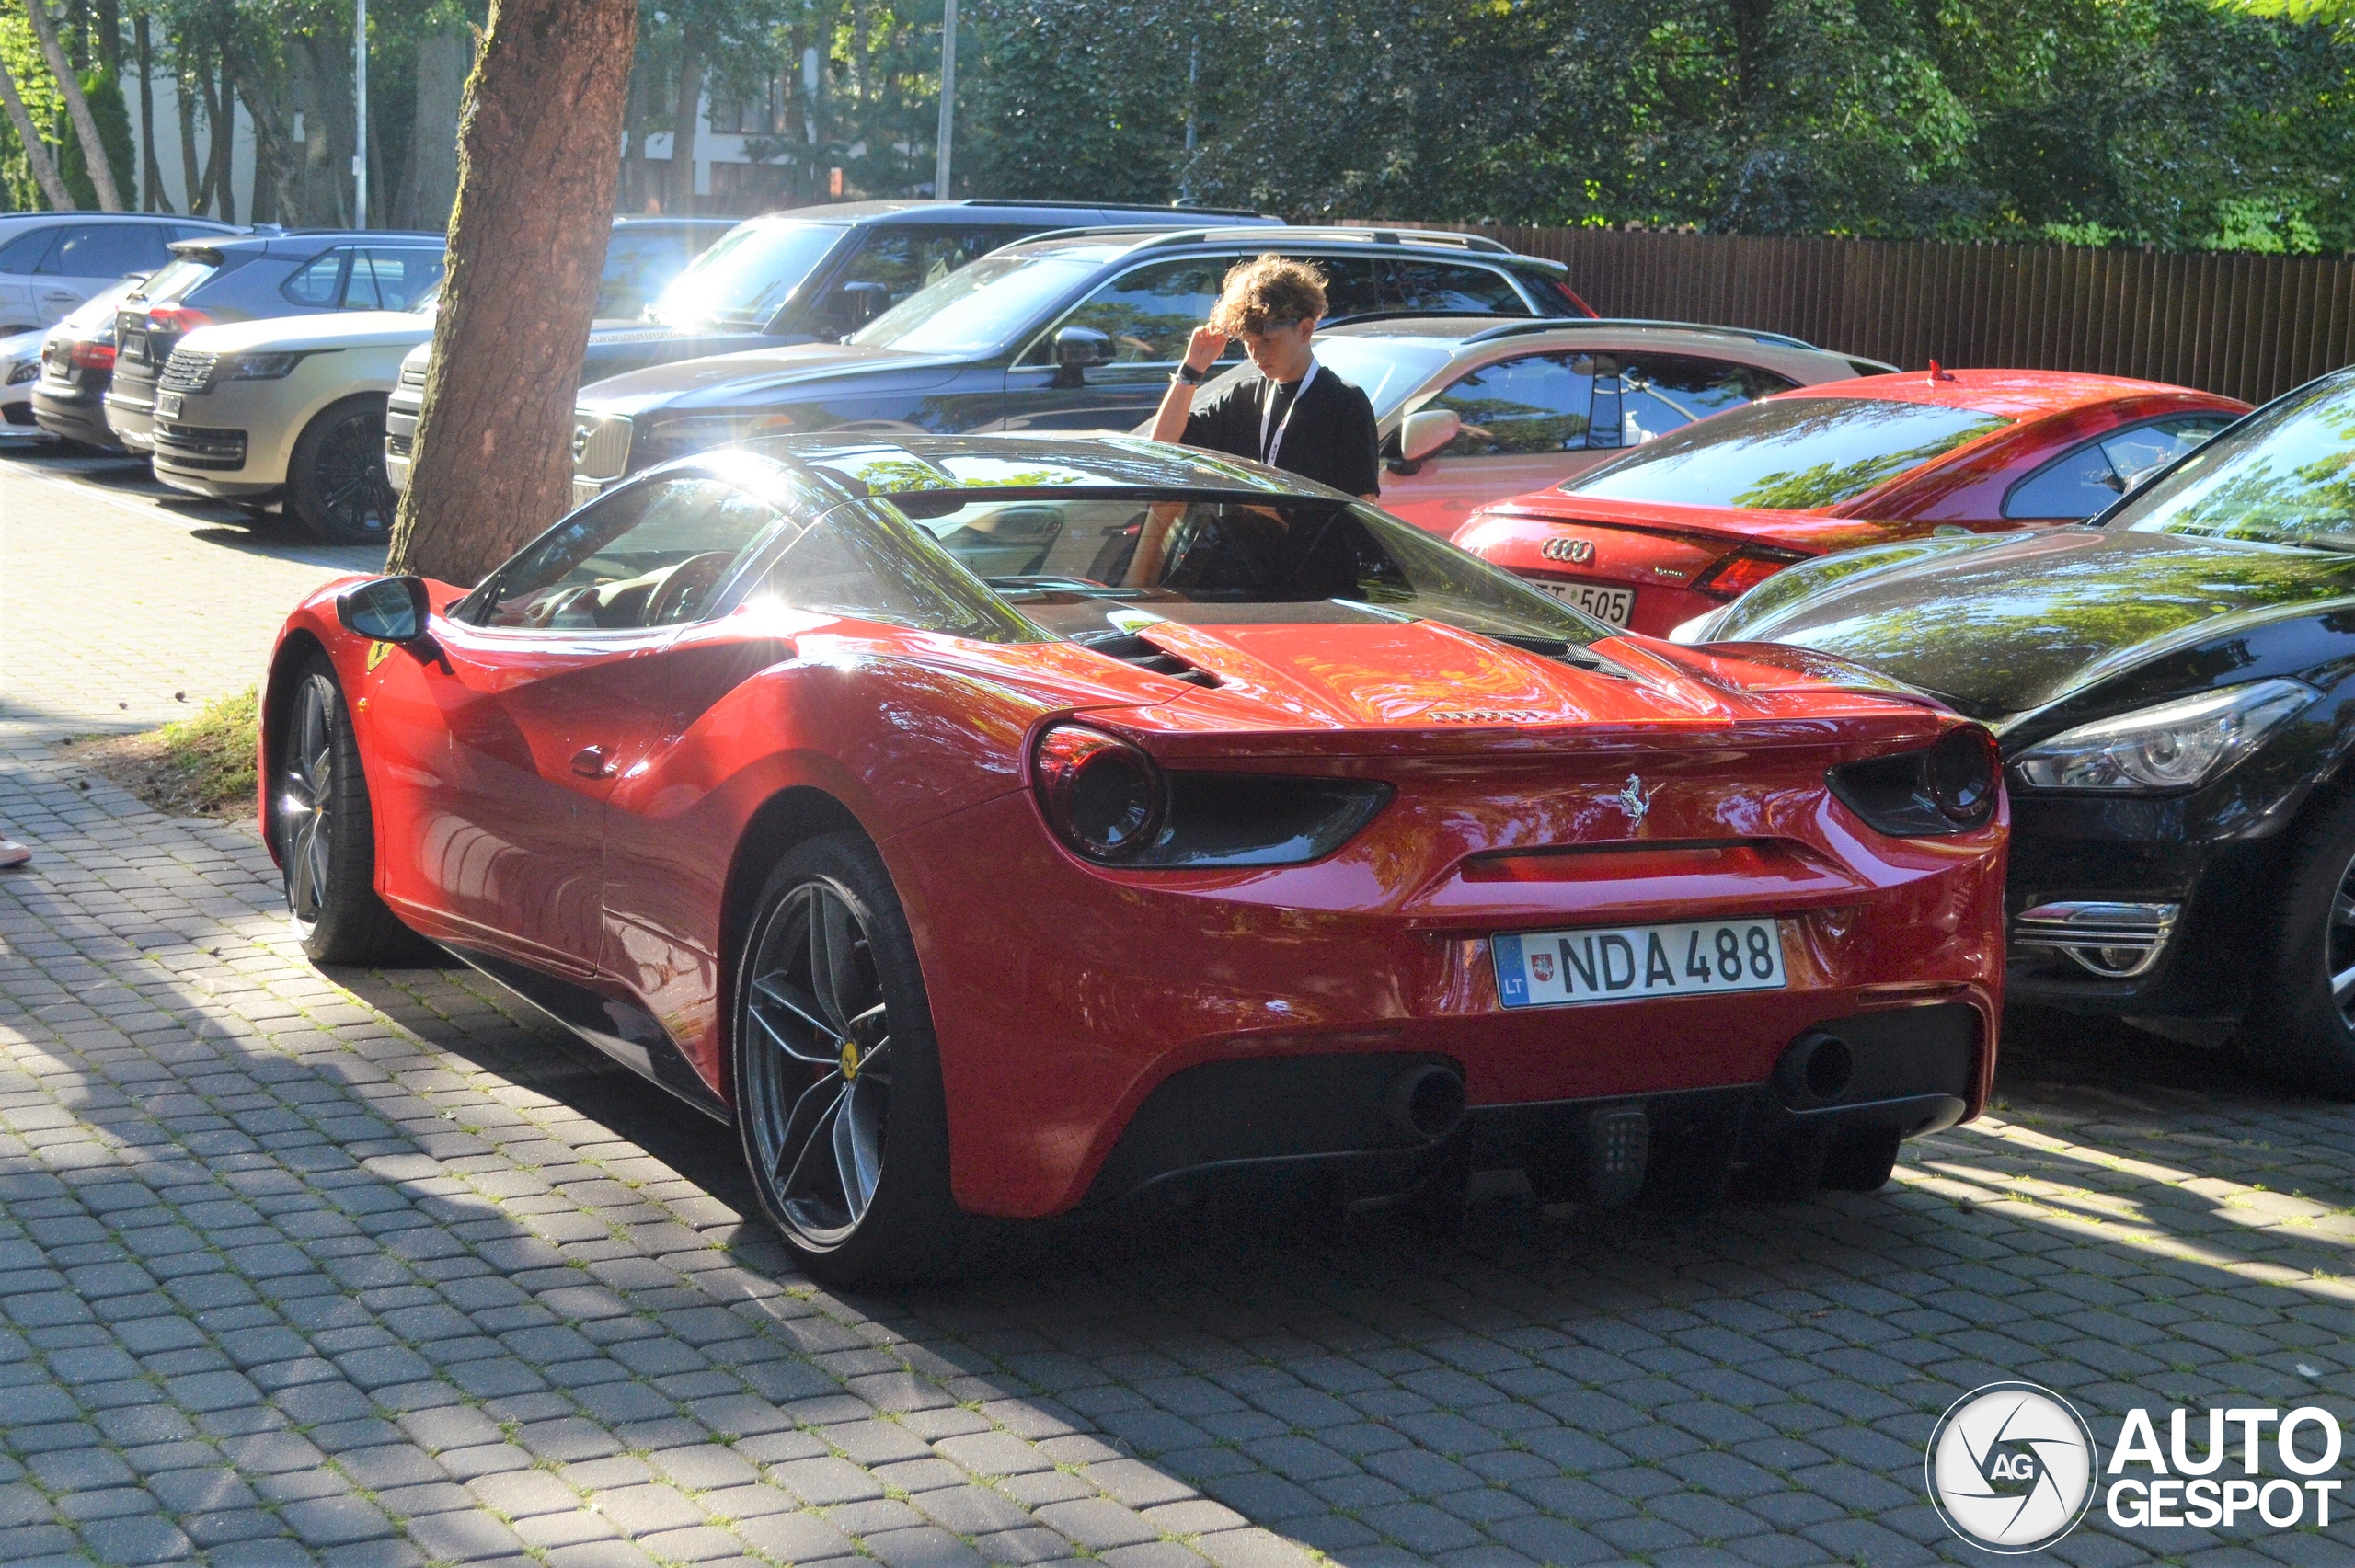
[
  {"xmin": 838, "ymin": 280, "xmax": 890, "ymax": 326},
  {"xmin": 1396, "ymin": 408, "xmax": 1462, "ymax": 466},
  {"xmin": 337, "ymin": 576, "xmax": 431, "ymax": 644},
  {"xmin": 1054, "ymin": 326, "xmax": 1114, "ymax": 369}
]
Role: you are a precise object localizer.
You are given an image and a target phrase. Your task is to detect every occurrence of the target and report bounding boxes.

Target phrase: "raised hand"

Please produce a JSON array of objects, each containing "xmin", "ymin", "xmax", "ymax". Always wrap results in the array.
[{"xmin": 1184, "ymin": 326, "xmax": 1227, "ymax": 372}]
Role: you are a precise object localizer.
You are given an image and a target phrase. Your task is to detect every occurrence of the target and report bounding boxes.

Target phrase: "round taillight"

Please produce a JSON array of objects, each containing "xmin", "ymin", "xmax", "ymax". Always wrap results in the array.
[
  {"xmin": 1927, "ymin": 726, "xmax": 2001, "ymax": 822},
  {"xmin": 1033, "ymin": 724, "xmax": 1165, "ymax": 861}
]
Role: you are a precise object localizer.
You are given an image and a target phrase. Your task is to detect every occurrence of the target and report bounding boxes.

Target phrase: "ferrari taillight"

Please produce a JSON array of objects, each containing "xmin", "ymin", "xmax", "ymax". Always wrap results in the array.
[
  {"xmin": 1693, "ymin": 546, "xmax": 1808, "ymax": 601},
  {"xmin": 70, "ymin": 340, "xmax": 116, "ymax": 371},
  {"xmin": 1032, "ymin": 724, "xmax": 1165, "ymax": 862}
]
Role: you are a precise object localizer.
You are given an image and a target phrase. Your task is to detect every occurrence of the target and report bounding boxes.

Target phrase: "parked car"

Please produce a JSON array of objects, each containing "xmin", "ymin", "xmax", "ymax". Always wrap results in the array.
[
  {"xmin": 385, "ymin": 199, "xmax": 1281, "ymax": 490},
  {"xmin": 29, "ymin": 280, "xmax": 145, "ymax": 450},
  {"xmin": 106, "ymin": 230, "xmax": 444, "ymax": 457},
  {"xmin": 562, "ymin": 227, "xmax": 1596, "ymax": 509},
  {"xmin": 0, "ymin": 326, "xmax": 43, "ymax": 432},
  {"xmin": 265, "ymin": 432, "xmax": 2005, "ymax": 1281},
  {"xmin": 1671, "ymin": 365, "xmax": 2355, "ymax": 1093},
  {"xmin": 1453, "ymin": 370, "xmax": 2246, "ymax": 635},
  {"xmin": 148, "ymin": 219, "xmax": 740, "ymax": 543},
  {"xmin": 595, "ymin": 215, "xmax": 738, "ymax": 318},
  {"xmin": 1154, "ymin": 317, "xmax": 1890, "ymax": 537},
  {"xmin": 0, "ymin": 212, "xmax": 235, "ymax": 332}
]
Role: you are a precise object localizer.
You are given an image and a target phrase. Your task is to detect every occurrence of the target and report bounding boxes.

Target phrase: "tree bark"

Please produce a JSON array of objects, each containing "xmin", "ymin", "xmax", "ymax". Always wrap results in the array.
[
  {"xmin": 669, "ymin": 33, "xmax": 701, "ymax": 214},
  {"xmin": 135, "ymin": 9, "xmax": 166, "ymax": 210},
  {"xmin": 387, "ymin": 0, "xmax": 638, "ymax": 585},
  {"xmin": 396, "ymin": 28, "xmax": 466, "ymax": 230},
  {"xmin": 24, "ymin": 0, "xmax": 123, "ymax": 209},
  {"xmin": 224, "ymin": 41, "xmax": 294, "ymax": 223},
  {"xmin": 200, "ymin": 53, "xmax": 233, "ymax": 221},
  {"xmin": 178, "ymin": 58, "xmax": 205, "ymax": 216},
  {"xmin": 0, "ymin": 53, "xmax": 72, "ymax": 209},
  {"xmin": 97, "ymin": 0, "xmax": 117, "ymax": 78}
]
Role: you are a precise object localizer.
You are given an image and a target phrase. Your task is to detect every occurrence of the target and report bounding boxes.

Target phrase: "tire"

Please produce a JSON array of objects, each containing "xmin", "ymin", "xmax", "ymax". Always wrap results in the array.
[
  {"xmin": 2237, "ymin": 788, "xmax": 2355, "ymax": 1097},
  {"xmin": 273, "ymin": 657, "xmax": 413, "ymax": 965},
  {"xmin": 1819, "ymin": 1128, "xmax": 1901, "ymax": 1192},
  {"xmin": 288, "ymin": 395, "xmax": 396, "ymax": 545},
  {"xmin": 731, "ymin": 832, "xmax": 973, "ymax": 1285}
]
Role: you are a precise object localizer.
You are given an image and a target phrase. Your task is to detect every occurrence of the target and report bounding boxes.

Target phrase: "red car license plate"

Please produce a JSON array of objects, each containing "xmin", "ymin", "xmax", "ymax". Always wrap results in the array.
[
  {"xmin": 1536, "ymin": 582, "xmax": 1632, "ymax": 626},
  {"xmin": 1494, "ymin": 918, "xmax": 1787, "ymax": 1008}
]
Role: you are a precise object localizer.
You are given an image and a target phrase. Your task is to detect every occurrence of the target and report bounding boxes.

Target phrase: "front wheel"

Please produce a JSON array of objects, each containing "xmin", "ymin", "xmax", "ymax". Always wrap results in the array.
[
  {"xmin": 732, "ymin": 833, "xmax": 972, "ymax": 1285},
  {"xmin": 288, "ymin": 396, "xmax": 396, "ymax": 545},
  {"xmin": 274, "ymin": 657, "xmax": 412, "ymax": 964},
  {"xmin": 2239, "ymin": 788, "xmax": 2355, "ymax": 1097}
]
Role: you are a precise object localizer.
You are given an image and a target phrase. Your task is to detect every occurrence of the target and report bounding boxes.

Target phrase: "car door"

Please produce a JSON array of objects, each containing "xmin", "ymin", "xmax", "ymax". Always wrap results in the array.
[
  {"xmin": 1001, "ymin": 254, "xmax": 1245, "ymax": 432},
  {"xmin": 0, "ymin": 225, "xmax": 60, "ymax": 328},
  {"xmin": 346, "ymin": 247, "xmax": 446, "ymax": 311},
  {"xmin": 1382, "ymin": 351, "xmax": 1601, "ymax": 535},
  {"xmin": 365, "ymin": 475, "xmax": 781, "ymax": 971},
  {"xmin": 42, "ymin": 223, "xmax": 177, "ymax": 325}
]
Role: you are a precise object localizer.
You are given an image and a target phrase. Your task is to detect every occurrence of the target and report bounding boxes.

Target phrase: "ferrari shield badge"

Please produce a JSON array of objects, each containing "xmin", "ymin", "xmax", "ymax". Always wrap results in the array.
[{"xmin": 366, "ymin": 640, "xmax": 394, "ymax": 671}]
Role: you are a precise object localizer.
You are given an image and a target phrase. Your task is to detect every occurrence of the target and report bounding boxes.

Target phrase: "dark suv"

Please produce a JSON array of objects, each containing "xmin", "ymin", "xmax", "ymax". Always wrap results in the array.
[
  {"xmin": 567, "ymin": 225, "xmax": 1592, "ymax": 503},
  {"xmin": 385, "ymin": 199, "xmax": 1275, "ymax": 488},
  {"xmin": 106, "ymin": 229, "xmax": 444, "ymax": 456}
]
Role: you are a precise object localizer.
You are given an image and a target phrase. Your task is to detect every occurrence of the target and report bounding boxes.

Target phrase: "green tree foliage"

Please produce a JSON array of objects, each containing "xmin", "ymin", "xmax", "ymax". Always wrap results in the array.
[{"xmin": 60, "ymin": 65, "xmax": 134, "ymax": 210}]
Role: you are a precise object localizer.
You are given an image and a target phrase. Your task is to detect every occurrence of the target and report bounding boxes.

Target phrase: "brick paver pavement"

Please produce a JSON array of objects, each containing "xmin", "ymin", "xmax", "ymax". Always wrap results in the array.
[{"xmin": 3, "ymin": 448, "xmax": 2352, "ymax": 1568}]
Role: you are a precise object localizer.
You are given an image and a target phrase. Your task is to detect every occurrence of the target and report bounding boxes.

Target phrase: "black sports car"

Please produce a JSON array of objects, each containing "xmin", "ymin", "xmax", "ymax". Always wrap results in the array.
[{"xmin": 1676, "ymin": 365, "xmax": 2355, "ymax": 1093}]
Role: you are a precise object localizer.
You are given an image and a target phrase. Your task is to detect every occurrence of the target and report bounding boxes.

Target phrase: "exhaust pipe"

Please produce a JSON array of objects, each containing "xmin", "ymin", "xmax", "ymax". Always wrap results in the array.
[
  {"xmin": 1775, "ymin": 1030, "xmax": 1855, "ymax": 1107},
  {"xmin": 1384, "ymin": 1063, "xmax": 1466, "ymax": 1142}
]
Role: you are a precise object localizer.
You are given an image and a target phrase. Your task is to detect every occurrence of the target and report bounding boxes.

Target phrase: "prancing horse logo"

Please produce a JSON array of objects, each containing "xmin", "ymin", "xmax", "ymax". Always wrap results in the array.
[{"xmin": 1614, "ymin": 774, "xmax": 1656, "ymax": 826}]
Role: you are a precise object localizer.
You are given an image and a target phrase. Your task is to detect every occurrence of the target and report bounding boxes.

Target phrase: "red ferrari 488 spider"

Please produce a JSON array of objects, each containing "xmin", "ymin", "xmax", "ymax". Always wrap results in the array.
[
  {"xmin": 1454, "ymin": 369, "xmax": 2247, "ymax": 636},
  {"xmin": 265, "ymin": 435, "xmax": 2007, "ymax": 1282}
]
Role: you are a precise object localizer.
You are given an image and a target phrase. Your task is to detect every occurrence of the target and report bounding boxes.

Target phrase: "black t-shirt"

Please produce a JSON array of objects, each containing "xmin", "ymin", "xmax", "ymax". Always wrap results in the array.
[{"xmin": 1183, "ymin": 362, "xmax": 1381, "ymax": 498}]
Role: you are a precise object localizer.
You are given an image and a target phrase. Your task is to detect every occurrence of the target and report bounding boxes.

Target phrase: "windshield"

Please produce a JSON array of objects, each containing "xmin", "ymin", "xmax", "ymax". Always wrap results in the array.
[
  {"xmin": 888, "ymin": 488, "xmax": 1612, "ymax": 647},
  {"xmin": 649, "ymin": 222, "xmax": 841, "ymax": 329},
  {"xmin": 1566, "ymin": 395, "xmax": 2012, "ymax": 510},
  {"xmin": 852, "ymin": 253, "xmax": 1099, "ymax": 356},
  {"xmin": 2110, "ymin": 375, "xmax": 2355, "ymax": 549}
]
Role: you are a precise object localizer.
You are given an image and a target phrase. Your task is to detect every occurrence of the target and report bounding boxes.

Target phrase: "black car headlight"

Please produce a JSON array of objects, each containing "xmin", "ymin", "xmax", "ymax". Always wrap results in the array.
[
  {"xmin": 1032, "ymin": 722, "xmax": 1391, "ymax": 867},
  {"xmin": 225, "ymin": 351, "xmax": 309, "ymax": 380},
  {"xmin": 1827, "ymin": 725, "xmax": 2003, "ymax": 836},
  {"xmin": 2011, "ymin": 679, "xmax": 2313, "ymax": 792}
]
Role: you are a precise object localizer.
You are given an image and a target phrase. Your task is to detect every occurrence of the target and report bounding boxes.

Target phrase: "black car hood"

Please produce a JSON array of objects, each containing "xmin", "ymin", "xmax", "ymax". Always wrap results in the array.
[
  {"xmin": 576, "ymin": 339, "xmax": 961, "ymax": 416},
  {"xmin": 580, "ymin": 322, "xmax": 781, "ymax": 380},
  {"xmin": 1715, "ymin": 527, "xmax": 2355, "ymax": 719}
]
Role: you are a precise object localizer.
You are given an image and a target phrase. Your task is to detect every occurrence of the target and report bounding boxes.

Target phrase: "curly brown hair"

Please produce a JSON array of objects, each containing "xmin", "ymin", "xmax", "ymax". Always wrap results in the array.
[{"xmin": 1207, "ymin": 254, "xmax": 1328, "ymax": 336}]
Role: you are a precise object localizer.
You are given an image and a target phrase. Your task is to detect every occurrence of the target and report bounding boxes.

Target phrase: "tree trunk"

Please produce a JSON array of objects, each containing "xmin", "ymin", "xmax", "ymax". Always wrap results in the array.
[
  {"xmin": 0, "ymin": 53, "xmax": 72, "ymax": 209},
  {"xmin": 201, "ymin": 54, "xmax": 233, "ymax": 221},
  {"xmin": 96, "ymin": 0, "xmax": 116, "ymax": 78},
  {"xmin": 387, "ymin": 0, "xmax": 638, "ymax": 585},
  {"xmin": 396, "ymin": 29, "xmax": 466, "ymax": 231},
  {"xmin": 669, "ymin": 34, "xmax": 701, "ymax": 214},
  {"xmin": 135, "ymin": 9, "xmax": 166, "ymax": 210},
  {"xmin": 24, "ymin": 0, "xmax": 123, "ymax": 209},
  {"xmin": 179, "ymin": 58, "xmax": 205, "ymax": 216},
  {"xmin": 225, "ymin": 42, "xmax": 294, "ymax": 223}
]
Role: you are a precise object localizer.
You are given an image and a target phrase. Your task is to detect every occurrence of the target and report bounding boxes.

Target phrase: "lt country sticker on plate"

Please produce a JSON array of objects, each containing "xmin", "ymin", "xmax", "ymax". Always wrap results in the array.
[{"xmin": 1494, "ymin": 918, "xmax": 1788, "ymax": 1008}]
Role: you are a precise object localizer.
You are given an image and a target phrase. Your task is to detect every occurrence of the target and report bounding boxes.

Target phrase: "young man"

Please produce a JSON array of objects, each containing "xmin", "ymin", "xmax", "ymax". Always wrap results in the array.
[{"xmin": 1150, "ymin": 255, "xmax": 1382, "ymax": 500}]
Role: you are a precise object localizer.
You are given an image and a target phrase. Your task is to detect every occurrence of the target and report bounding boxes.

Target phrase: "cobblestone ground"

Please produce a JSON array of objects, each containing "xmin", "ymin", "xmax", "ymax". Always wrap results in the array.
[{"xmin": 4, "ymin": 448, "xmax": 2354, "ymax": 1568}]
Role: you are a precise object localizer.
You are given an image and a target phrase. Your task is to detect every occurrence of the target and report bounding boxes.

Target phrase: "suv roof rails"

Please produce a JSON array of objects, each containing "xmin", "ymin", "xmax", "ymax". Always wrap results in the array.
[
  {"xmin": 1131, "ymin": 224, "xmax": 1516, "ymax": 256},
  {"xmin": 959, "ymin": 197, "xmax": 1271, "ymax": 218},
  {"xmin": 1012, "ymin": 224, "xmax": 1529, "ymax": 258},
  {"xmin": 1456, "ymin": 315, "xmax": 1821, "ymax": 350}
]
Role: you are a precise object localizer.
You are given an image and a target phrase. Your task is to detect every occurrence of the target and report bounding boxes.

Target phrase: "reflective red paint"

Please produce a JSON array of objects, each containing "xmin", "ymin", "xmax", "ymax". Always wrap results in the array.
[
  {"xmin": 264, "ymin": 578, "xmax": 2007, "ymax": 1218},
  {"xmin": 1453, "ymin": 370, "xmax": 2248, "ymax": 637}
]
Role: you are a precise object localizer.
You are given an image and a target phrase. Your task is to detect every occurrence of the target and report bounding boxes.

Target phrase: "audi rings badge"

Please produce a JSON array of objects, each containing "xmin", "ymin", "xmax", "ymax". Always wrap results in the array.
[{"xmin": 1542, "ymin": 536, "xmax": 1596, "ymax": 566}]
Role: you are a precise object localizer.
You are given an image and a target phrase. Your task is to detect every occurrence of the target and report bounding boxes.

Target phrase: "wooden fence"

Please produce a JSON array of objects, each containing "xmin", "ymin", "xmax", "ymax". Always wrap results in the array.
[{"xmin": 1442, "ymin": 227, "xmax": 2355, "ymax": 405}]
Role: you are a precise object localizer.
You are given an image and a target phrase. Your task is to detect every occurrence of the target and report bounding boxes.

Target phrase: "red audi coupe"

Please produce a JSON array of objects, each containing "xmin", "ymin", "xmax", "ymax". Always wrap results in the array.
[
  {"xmin": 1453, "ymin": 370, "xmax": 2248, "ymax": 636},
  {"xmin": 264, "ymin": 435, "xmax": 2007, "ymax": 1283}
]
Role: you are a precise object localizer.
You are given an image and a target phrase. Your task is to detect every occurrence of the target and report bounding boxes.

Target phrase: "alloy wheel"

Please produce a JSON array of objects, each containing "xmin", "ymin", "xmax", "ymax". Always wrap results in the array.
[
  {"xmin": 742, "ymin": 880, "xmax": 894, "ymax": 1246},
  {"xmin": 316, "ymin": 413, "xmax": 394, "ymax": 537},
  {"xmin": 2329, "ymin": 852, "xmax": 2355, "ymax": 1026},
  {"xmin": 281, "ymin": 679, "xmax": 334, "ymax": 923}
]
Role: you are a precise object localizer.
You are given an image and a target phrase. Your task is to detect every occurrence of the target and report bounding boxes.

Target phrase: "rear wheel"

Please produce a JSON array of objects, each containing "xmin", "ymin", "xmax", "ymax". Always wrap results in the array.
[
  {"xmin": 289, "ymin": 395, "xmax": 396, "ymax": 545},
  {"xmin": 732, "ymin": 833, "xmax": 971, "ymax": 1285},
  {"xmin": 275, "ymin": 657, "xmax": 411, "ymax": 964},
  {"xmin": 2238, "ymin": 789, "xmax": 2355, "ymax": 1097}
]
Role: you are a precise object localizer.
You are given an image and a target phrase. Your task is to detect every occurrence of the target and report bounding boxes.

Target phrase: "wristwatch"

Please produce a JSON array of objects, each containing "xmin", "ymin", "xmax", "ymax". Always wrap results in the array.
[{"xmin": 1174, "ymin": 364, "xmax": 1206, "ymax": 384}]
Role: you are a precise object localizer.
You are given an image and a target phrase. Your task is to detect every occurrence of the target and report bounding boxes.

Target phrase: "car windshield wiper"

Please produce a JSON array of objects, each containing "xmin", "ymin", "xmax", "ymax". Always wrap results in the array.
[{"xmin": 984, "ymin": 577, "xmax": 1144, "ymax": 600}]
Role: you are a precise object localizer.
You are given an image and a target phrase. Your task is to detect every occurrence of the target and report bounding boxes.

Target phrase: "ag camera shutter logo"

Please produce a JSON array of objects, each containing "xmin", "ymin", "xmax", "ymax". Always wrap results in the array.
[{"xmin": 1925, "ymin": 1382, "xmax": 2098, "ymax": 1552}]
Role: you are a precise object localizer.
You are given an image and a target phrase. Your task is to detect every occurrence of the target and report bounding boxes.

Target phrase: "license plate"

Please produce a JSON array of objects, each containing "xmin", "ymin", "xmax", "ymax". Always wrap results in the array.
[
  {"xmin": 155, "ymin": 391, "xmax": 181, "ymax": 418},
  {"xmin": 1538, "ymin": 581, "xmax": 1632, "ymax": 626},
  {"xmin": 1494, "ymin": 918, "xmax": 1787, "ymax": 1008}
]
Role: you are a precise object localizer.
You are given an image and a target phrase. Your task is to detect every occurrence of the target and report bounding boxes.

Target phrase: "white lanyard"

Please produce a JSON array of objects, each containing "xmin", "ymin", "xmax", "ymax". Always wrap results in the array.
[{"xmin": 1258, "ymin": 360, "xmax": 1319, "ymax": 468}]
